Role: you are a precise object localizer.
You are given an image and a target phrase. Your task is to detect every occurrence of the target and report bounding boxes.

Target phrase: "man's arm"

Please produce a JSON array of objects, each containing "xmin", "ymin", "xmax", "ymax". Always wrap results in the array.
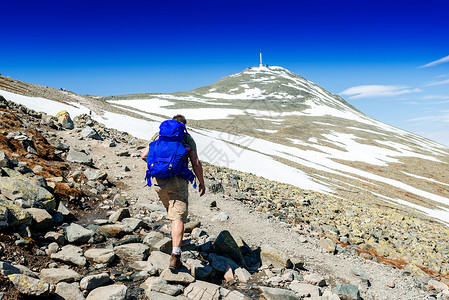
[
  {"xmin": 188, "ymin": 150, "xmax": 206, "ymax": 196},
  {"xmin": 141, "ymin": 144, "xmax": 150, "ymax": 161}
]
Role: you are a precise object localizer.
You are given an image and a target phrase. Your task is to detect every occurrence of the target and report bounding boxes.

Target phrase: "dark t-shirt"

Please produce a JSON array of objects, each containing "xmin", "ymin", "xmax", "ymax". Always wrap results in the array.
[{"xmin": 150, "ymin": 132, "xmax": 197, "ymax": 152}]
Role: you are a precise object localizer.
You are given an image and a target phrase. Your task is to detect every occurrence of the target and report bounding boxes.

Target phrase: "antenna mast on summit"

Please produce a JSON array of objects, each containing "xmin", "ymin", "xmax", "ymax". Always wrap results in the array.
[{"xmin": 259, "ymin": 52, "xmax": 263, "ymax": 67}]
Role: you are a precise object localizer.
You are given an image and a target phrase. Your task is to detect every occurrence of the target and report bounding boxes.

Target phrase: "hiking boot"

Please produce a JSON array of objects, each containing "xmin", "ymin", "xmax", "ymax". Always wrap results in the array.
[{"xmin": 169, "ymin": 253, "xmax": 182, "ymax": 271}]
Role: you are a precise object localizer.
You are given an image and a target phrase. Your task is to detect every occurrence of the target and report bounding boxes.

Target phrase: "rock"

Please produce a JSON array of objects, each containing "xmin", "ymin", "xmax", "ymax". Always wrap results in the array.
[
  {"xmin": 0, "ymin": 175, "xmax": 56, "ymax": 209},
  {"xmin": 334, "ymin": 283, "xmax": 361, "ymax": 300},
  {"xmin": 85, "ymin": 284, "xmax": 127, "ymax": 300},
  {"xmin": 184, "ymin": 280, "xmax": 249, "ymax": 300},
  {"xmin": 67, "ymin": 149, "xmax": 93, "ymax": 166},
  {"xmin": 235, "ymin": 267, "xmax": 251, "ymax": 283},
  {"xmin": 129, "ymin": 261, "xmax": 158, "ymax": 275},
  {"xmin": 46, "ymin": 242, "xmax": 59, "ymax": 256},
  {"xmin": 40, "ymin": 268, "xmax": 82, "ymax": 284},
  {"xmin": 55, "ymin": 110, "xmax": 74, "ymax": 129},
  {"xmin": 7, "ymin": 274, "xmax": 50, "ymax": 297},
  {"xmin": 258, "ymin": 286, "xmax": 300, "ymax": 300},
  {"xmin": 121, "ymin": 218, "xmax": 144, "ymax": 231},
  {"xmin": 184, "ymin": 221, "xmax": 201, "ymax": 233},
  {"xmin": 80, "ymin": 273, "xmax": 110, "ymax": 290},
  {"xmin": 0, "ymin": 262, "xmax": 22, "ymax": 276},
  {"xmin": 208, "ymin": 253, "xmax": 240, "ymax": 273},
  {"xmin": 81, "ymin": 126, "xmax": 103, "ymax": 140},
  {"xmin": 114, "ymin": 243, "xmax": 150, "ymax": 263},
  {"xmin": 84, "ymin": 168, "xmax": 107, "ymax": 180},
  {"xmin": 160, "ymin": 269, "xmax": 195, "ymax": 284},
  {"xmin": 304, "ymin": 273, "xmax": 327, "ymax": 287},
  {"xmin": 65, "ymin": 223, "xmax": 95, "ymax": 244},
  {"xmin": 0, "ymin": 196, "xmax": 32, "ymax": 227},
  {"xmin": 47, "ymin": 137, "xmax": 70, "ymax": 151},
  {"xmin": 211, "ymin": 211, "xmax": 229, "ymax": 222},
  {"xmin": 58, "ymin": 201, "xmax": 74, "ymax": 219},
  {"xmin": 84, "ymin": 248, "xmax": 116, "ymax": 265},
  {"xmin": 144, "ymin": 231, "xmax": 165, "ymax": 247},
  {"xmin": 427, "ymin": 279, "xmax": 449, "ymax": 291},
  {"xmin": 109, "ymin": 208, "xmax": 130, "ymax": 223},
  {"xmin": 260, "ymin": 244, "xmax": 289, "ymax": 269},
  {"xmin": 145, "ymin": 290, "xmax": 189, "ymax": 299},
  {"xmin": 115, "ymin": 150, "xmax": 129, "ymax": 157},
  {"xmin": 186, "ymin": 259, "xmax": 213, "ymax": 281},
  {"xmin": 0, "ymin": 151, "xmax": 13, "ymax": 168},
  {"xmin": 289, "ymin": 281, "xmax": 321, "ymax": 298},
  {"xmin": 55, "ymin": 282, "xmax": 85, "ymax": 300},
  {"xmin": 45, "ymin": 231, "xmax": 66, "ymax": 245},
  {"xmin": 112, "ymin": 194, "xmax": 129, "ymax": 207},
  {"xmin": 98, "ymin": 224, "xmax": 132, "ymax": 238},
  {"xmin": 25, "ymin": 207, "xmax": 53, "ymax": 230},
  {"xmin": 319, "ymin": 239, "xmax": 336, "ymax": 254},
  {"xmin": 51, "ymin": 245, "xmax": 86, "ymax": 267},
  {"xmin": 148, "ymin": 251, "xmax": 171, "ymax": 273},
  {"xmin": 212, "ymin": 230, "xmax": 247, "ymax": 268},
  {"xmin": 224, "ymin": 268, "xmax": 235, "ymax": 282},
  {"xmin": 141, "ymin": 277, "xmax": 182, "ymax": 296}
]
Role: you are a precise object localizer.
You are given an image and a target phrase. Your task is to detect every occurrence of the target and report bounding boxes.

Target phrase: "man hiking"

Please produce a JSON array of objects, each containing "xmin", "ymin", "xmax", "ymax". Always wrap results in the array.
[{"xmin": 141, "ymin": 114, "xmax": 206, "ymax": 270}]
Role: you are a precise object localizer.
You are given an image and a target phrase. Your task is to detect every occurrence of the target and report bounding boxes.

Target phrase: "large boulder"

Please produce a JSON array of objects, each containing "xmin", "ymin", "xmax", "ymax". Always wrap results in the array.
[
  {"xmin": 55, "ymin": 110, "xmax": 74, "ymax": 129},
  {"xmin": 0, "ymin": 175, "xmax": 56, "ymax": 210},
  {"xmin": 0, "ymin": 195, "xmax": 32, "ymax": 227},
  {"xmin": 212, "ymin": 231, "xmax": 247, "ymax": 268},
  {"xmin": 7, "ymin": 274, "xmax": 50, "ymax": 297}
]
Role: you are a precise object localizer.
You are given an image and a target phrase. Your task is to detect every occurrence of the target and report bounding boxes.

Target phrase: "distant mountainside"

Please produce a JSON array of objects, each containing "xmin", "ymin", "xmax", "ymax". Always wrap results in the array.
[{"xmin": 1, "ymin": 67, "xmax": 449, "ymax": 227}]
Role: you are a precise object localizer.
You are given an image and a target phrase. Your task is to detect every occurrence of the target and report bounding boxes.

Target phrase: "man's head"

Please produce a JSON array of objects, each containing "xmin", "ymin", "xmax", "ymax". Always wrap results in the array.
[{"xmin": 172, "ymin": 114, "xmax": 187, "ymax": 125}]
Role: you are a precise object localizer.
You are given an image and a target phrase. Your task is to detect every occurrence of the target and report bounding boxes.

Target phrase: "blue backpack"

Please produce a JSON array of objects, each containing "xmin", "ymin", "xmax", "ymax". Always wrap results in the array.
[{"xmin": 145, "ymin": 120, "xmax": 196, "ymax": 187}]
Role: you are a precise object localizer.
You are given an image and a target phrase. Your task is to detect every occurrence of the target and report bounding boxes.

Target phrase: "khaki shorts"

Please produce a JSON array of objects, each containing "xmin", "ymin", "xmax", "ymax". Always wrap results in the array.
[{"xmin": 152, "ymin": 176, "xmax": 188, "ymax": 222}]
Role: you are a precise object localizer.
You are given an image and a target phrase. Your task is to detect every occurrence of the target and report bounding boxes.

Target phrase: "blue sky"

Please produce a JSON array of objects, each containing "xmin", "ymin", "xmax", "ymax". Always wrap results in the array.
[{"xmin": 2, "ymin": 0, "xmax": 449, "ymax": 146}]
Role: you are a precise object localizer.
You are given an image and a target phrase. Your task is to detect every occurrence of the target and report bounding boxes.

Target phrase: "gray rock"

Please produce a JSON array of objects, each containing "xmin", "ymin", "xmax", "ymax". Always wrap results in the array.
[
  {"xmin": 258, "ymin": 286, "xmax": 300, "ymax": 300},
  {"xmin": 65, "ymin": 223, "xmax": 95, "ymax": 244},
  {"xmin": 0, "ymin": 196, "xmax": 32, "ymax": 227},
  {"xmin": 7, "ymin": 274, "xmax": 50, "ymax": 297},
  {"xmin": 0, "ymin": 262, "xmax": 22, "ymax": 276},
  {"xmin": 212, "ymin": 230, "xmax": 247, "ymax": 268},
  {"xmin": 141, "ymin": 277, "xmax": 182, "ymax": 296},
  {"xmin": 186, "ymin": 259, "xmax": 213, "ymax": 281},
  {"xmin": 112, "ymin": 194, "xmax": 129, "ymax": 207},
  {"xmin": 67, "ymin": 149, "xmax": 93, "ymax": 166},
  {"xmin": 143, "ymin": 231, "xmax": 165, "ymax": 246},
  {"xmin": 160, "ymin": 269, "xmax": 195, "ymax": 284},
  {"xmin": 85, "ymin": 284, "xmax": 127, "ymax": 300},
  {"xmin": 114, "ymin": 243, "xmax": 150, "ymax": 263},
  {"xmin": 109, "ymin": 208, "xmax": 130, "ymax": 223},
  {"xmin": 47, "ymin": 137, "xmax": 70, "ymax": 151},
  {"xmin": 87, "ymin": 181, "xmax": 106, "ymax": 192},
  {"xmin": 25, "ymin": 208, "xmax": 53, "ymax": 230},
  {"xmin": 208, "ymin": 253, "xmax": 240, "ymax": 273},
  {"xmin": 55, "ymin": 282, "xmax": 85, "ymax": 300},
  {"xmin": 57, "ymin": 201, "xmax": 74, "ymax": 219},
  {"xmin": 121, "ymin": 218, "xmax": 144, "ymax": 231},
  {"xmin": 0, "ymin": 151, "xmax": 12, "ymax": 168},
  {"xmin": 129, "ymin": 261, "xmax": 158, "ymax": 275},
  {"xmin": 234, "ymin": 267, "xmax": 251, "ymax": 283},
  {"xmin": 84, "ymin": 168, "xmax": 107, "ymax": 181},
  {"xmin": 45, "ymin": 231, "xmax": 66, "ymax": 245},
  {"xmin": 0, "ymin": 176, "xmax": 55, "ymax": 210},
  {"xmin": 80, "ymin": 273, "xmax": 110, "ymax": 290},
  {"xmin": 98, "ymin": 224, "xmax": 132, "ymax": 238},
  {"xmin": 148, "ymin": 251, "xmax": 171, "ymax": 273},
  {"xmin": 40, "ymin": 268, "xmax": 82, "ymax": 284},
  {"xmin": 289, "ymin": 281, "xmax": 321, "ymax": 298},
  {"xmin": 45, "ymin": 242, "xmax": 59, "ymax": 256},
  {"xmin": 211, "ymin": 211, "xmax": 229, "ymax": 222},
  {"xmin": 84, "ymin": 248, "xmax": 116, "ymax": 265},
  {"xmin": 51, "ymin": 245, "xmax": 86, "ymax": 267},
  {"xmin": 260, "ymin": 244, "xmax": 290, "ymax": 269},
  {"xmin": 115, "ymin": 150, "xmax": 130, "ymax": 157},
  {"xmin": 81, "ymin": 126, "xmax": 103, "ymax": 140},
  {"xmin": 184, "ymin": 280, "xmax": 248, "ymax": 299},
  {"xmin": 319, "ymin": 238, "xmax": 336, "ymax": 254},
  {"xmin": 304, "ymin": 273, "xmax": 327, "ymax": 287},
  {"xmin": 145, "ymin": 290, "xmax": 189, "ymax": 299},
  {"xmin": 334, "ymin": 283, "xmax": 361, "ymax": 300}
]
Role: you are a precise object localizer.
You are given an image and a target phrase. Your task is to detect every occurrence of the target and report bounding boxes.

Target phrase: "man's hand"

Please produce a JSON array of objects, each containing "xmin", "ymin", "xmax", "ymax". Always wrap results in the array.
[{"xmin": 198, "ymin": 183, "xmax": 206, "ymax": 196}]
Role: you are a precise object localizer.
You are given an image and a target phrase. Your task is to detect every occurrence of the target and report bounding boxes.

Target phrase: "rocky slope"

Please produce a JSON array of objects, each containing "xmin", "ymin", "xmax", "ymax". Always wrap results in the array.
[{"xmin": 1, "ymin": 93, "xmax": 449, "ymax": 300}]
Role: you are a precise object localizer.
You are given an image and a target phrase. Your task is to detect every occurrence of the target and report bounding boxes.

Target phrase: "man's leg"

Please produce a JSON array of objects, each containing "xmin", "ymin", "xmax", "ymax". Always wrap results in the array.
[{"xmin": 171, "ymin": 219, "xmax": 184, "ymax": 252}]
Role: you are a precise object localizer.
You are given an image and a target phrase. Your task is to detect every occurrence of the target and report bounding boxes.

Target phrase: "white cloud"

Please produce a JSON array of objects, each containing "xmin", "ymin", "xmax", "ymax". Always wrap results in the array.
[
  {"xmin": 409, "ymin": 110, "xmax": 449, "ymax": 122},
  {"xmin": 419, "ymin": 55, "xmax": 449, "ymax": 68},
  {"xmin": 340, "ymin": 85, "xmax": 422, "ymax": 99},
  {"xmin": 425, "ymin": 78, "xmax": 449, "ymax": 86}
]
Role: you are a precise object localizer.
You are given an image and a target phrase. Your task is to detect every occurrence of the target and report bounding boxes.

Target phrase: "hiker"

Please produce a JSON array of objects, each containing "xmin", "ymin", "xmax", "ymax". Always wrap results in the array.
[{"xmin": 141, "ymin": 114, "xmax": 206, "ymax": 270}]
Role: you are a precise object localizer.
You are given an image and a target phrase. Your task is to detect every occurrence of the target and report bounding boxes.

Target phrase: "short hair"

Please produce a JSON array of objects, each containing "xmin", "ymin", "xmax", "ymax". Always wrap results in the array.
[{"xmin": 172, "ymin": 114, "xmax": 187, "ymax": 124}]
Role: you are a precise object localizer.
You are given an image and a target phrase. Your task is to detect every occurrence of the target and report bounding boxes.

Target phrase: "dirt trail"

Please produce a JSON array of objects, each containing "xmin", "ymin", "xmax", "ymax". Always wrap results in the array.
[{"xmin": 57, "ymin": 129, "xmax": 428, "ymax": 300}]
